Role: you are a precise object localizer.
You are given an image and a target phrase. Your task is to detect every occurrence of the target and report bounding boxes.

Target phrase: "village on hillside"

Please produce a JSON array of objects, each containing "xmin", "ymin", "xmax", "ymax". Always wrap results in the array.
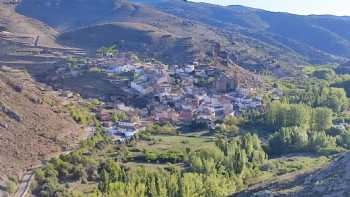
[{"xmin": 53, "ymin": 47, "xmax": 279, "ymax": 143}]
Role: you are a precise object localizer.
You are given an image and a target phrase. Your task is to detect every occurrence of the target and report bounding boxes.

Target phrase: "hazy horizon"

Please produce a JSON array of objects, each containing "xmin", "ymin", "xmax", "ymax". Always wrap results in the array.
[{"xmin": 190, "ymin": 0, "xmax": 350, "ymax": 16}]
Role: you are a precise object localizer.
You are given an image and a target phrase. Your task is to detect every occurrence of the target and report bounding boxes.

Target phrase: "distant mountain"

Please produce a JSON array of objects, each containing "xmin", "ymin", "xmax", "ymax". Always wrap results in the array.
[
  {"xmin": 131, "ymin": 0, "xmax": 350, "ymax": 62},
  {"xmin": 15, "ymin": 0, "xmax": 350, "ymax": 74}
]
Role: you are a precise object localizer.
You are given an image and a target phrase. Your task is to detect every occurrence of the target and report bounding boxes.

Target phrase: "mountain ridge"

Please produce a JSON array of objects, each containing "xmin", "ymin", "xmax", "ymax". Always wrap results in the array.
[{"xmin": 9, "ymin": 0, "xmax": 320, "ymax": 74}]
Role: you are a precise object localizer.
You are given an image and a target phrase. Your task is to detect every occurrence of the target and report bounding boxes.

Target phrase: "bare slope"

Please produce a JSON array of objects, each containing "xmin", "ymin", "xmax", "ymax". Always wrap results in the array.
[
  {"xmin": 0, "ymin": 0, "xmax": 59, "ymax": 47},
  {"xmin": 0, "ymin": 67, "xmax": 82, "ymax": 179}
]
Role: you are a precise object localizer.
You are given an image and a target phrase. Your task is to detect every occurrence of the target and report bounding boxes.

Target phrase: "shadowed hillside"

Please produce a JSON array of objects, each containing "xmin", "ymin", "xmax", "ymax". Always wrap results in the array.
[
  {"xmin": 132, "ymin": 0, "xmax": 350, "ymax": 64},
  {"xmin": 16, "ymin": 0, "xmax": 339, "ymax": 73}
]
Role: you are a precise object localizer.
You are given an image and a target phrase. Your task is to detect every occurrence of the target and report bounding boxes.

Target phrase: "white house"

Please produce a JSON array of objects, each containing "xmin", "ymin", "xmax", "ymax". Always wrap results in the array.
[
  {"xmin": 106, "ymin": 64, "xmax": 136, "ymax": 74},
  {"xmin": 105, "ymin": 126, "xmax": 118, "ymax": 136},
  {"xmin": 130, "ymin": 81, "xmax": 153, "ymax": 95},
  {"xmin": 184, "ymin": 64, "xmax": 195, "ymax": 73}
]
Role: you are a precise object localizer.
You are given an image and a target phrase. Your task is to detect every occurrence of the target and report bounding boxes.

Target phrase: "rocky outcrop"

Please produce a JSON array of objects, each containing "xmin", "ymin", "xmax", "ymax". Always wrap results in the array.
[{"xmin": 0, "ymin": 101, "xmax": 21, "ymax": 122}]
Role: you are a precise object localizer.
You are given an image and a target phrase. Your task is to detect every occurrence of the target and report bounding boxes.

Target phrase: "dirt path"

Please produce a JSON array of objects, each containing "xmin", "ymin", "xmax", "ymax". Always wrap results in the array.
[
  {"xmin": 11, "ymin": 126, "xmax": 95, "ymax": 197},
  {"xmin": 13, "ymin": 172, "xmax": 34, "ymax": 197}
]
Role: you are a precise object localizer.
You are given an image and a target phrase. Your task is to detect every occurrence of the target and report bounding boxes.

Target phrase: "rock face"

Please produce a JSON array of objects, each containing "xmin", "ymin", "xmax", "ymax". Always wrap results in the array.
[
  {"xmin": 0, "ymin": 67, "xmax": 82, "ymax": 180},
  {"xmin": 0, "ymin": 101, "xmax": 21, "ymax": 122}
]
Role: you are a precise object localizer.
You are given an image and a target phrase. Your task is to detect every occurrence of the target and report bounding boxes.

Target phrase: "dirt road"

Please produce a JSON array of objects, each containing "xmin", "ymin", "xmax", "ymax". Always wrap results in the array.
[{"xmin": 13, "ymin": 172, "xmax": 34, "ymax": 197}]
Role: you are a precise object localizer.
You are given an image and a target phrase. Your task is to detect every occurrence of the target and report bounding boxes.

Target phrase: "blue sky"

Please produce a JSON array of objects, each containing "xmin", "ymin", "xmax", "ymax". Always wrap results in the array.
[{"xmin": 190, "ymin": 0, "xmax": 350, "ymax": 16}]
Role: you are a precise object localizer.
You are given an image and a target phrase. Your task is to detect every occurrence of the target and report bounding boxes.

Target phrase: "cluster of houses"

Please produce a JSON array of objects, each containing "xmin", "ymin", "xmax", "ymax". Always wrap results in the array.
[
  {"xmin": 104, "ymin": 121, "xmax": 139, "ymax": 143},
  {"xmin": 62, "ymin": 53, "xmax": 269, "ymax": 141},
  {"xmin": 147, "ymin": 89, "xmax": 263, "ymax": 127},
  {"xmin": 96, "ymin": 106, "xmax": 144, "ymax": 143},
  {"xmin": 85, "ymin": 54, "xmax": 266, "ymax": 127}
]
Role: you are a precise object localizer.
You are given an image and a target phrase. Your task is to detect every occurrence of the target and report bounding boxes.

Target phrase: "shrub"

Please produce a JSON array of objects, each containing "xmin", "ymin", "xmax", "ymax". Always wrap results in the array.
[
  {"xmin": 312, "ymin": 69, "xmax": 335, "ymax": 80},
  {"xmin": 145, "ymin": 123, "xmax": 177, "ymax": 134},
  {"xmin": 268, "ymin": 127, "xmax": 308, "ymax": 155},
  {"xmin": 336, "ymin": 130, "xmax": 350, "ymax": 149},
  {"xmin": 138, "ymin": 131, "xmax": 153, "ymax": 141},
  {"xmin": 5, "ymin": 180, "xmax": 17, "ymax": 194},
  {"xmin": 144, "ymin": 150, "xmax": 184, "ymax": 163},
  {"xmin": 308, "ymin": 131, "xmax": 337, "ymax": 151},
  {"xmin": 68, "ymin": 105, "xmax": 94, "ymax": 125},
  {"xmin": 111, "ymin": 111, "xmax": 129, "ymax": 122}
]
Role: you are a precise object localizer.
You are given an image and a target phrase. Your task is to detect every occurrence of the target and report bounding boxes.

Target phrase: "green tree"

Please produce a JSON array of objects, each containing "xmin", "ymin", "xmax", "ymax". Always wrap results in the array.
[
  {"xmin": 313, "ymin": 69, "xmax": 335, "ymax": 80},
  {"xmin": 224, "ymin": 146, "xmax": 247, "ymax": 176},
  {"xmin": 216, "ymin": 116, "xmax": 241, "ymax": 136},
  {"xmin": 309, "ymin": 131, "xmax": 337, "ymax": 151},
  {"xmin": 96, "ymin": 45, "xmax": 118, "ymax": 57},
  {"xmin": 203, "ymin": 174, "xmax": 233, "ymax": 197},
  {"xmin": 5, "ymin": 180, "xmax": 17, "ymax": 194},
  {"xmin": 98, "ymin": 169, "xmax": 110, "ymax": 193},
  {"xmin": 167, "ymin": 173, "xmax": 180, "ymax": 197},
  {"xmin": 325, "ymin": 88, "xmax": 348, "ymax": 113},
  {"xmin": 311, "ymin": 107, "xmax": 333, "ymax": 131},
  {"xmin": 268, "ymin": 127, "xmax": 308, "ymax": 155},
  {"xmin": 180, "ymin": 173, "xmax": 204, "ymax": 197},
  {"xmin": 190, "ymin": 155, "xmax": 203, "ymax": 173},
  {"xmin": 288, "ymin": 104, "xmax": 311, "ymax": 128},
  {"xmin": 336, "ymin": 130, "xmax": 350, "ymax": 149},
  {"xmin": 111, "ymin": 111, "xmax": 129, "ymax": 122}
]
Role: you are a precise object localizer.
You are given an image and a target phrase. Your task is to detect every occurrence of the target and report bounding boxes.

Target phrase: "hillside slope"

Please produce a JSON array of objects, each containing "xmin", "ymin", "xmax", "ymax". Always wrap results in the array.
[
  {"xmin": 0, "ymin": 66, "xmax": 82, "ymax": 180},
  {"xmin": 16, "ymin": 0, "xmax": 227, "ymax": 65},
  {"xmin": 234, "ymin": 153, "xmax": 350, "ymax": 197},
  {"xmin": 131, "ymin": 0, "xmax": 349, "ymax": 64},
  {"xmin": 15, "ymin": 0, "xmax": 321, "ymax": 73},
  {"xmin": 0, "ymin": 0, "xmax": 59, "ymax": 47}
]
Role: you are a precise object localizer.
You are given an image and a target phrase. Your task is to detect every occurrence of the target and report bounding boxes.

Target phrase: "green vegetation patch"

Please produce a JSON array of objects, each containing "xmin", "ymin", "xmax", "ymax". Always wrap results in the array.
[
  {"xmin": 135, "ymin": 134, "xmax": 215, "ymax": 153},
  {"xmin": 262, "ymin": 156, "xmax": 329, "ymax": 175}
]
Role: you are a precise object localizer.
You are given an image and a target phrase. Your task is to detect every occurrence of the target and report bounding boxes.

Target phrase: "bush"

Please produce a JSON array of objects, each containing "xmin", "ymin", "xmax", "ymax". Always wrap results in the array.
[
  {"xmin": 144, "ymin": 150, "xmax": 185, "ymax": 163},
  {"xmin": 313, "ymin": 69, "xmax": 335, "ymax": 80},
  {"xmin": 138, "ymin": 131, "xmax": 153, "ymax": 141},
  {"xmin": 308, "ymin": 131, "xmax": 337, "ymax": 151},
  {"xmin": 268, "ymin": 127, "xmax": 308, "ymax": 155},
  {"xmin": 68, "ymin": 105, "xmax": 94, "ymax": 125},
  {"xmin": 111, "ymin": 111, "xmax": 129, "ymax": 122},
  {"xmin": 5, "ymin": 180, "xmax": 17, "ymax": 194},
  {"xmin": 216, "ymin": 116, "xmax": 241, "ymax": 136},
  {"xmin": 268, "ymin": 126, "xmax": 341, "ymax": 155},
  {"xmin": 145, "ymin": 123, "xmax": 177, "ymax": 135},
  {"xmin": 336, "ymin": 130, "xmax": 350, "ymax": 149}
]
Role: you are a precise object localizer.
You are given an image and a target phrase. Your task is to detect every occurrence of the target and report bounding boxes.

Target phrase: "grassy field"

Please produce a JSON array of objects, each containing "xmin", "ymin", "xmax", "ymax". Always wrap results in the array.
[
  {"xmin": 135, "ymin": 134, "xmax": 216, "ymax": 153},
  {"xmin": 264, "ymin": 155, "xmax": 329, "ymax": 175},
  {"xmin": 244, "ymin": 155, "xmax": 330, "ymax": 187}
]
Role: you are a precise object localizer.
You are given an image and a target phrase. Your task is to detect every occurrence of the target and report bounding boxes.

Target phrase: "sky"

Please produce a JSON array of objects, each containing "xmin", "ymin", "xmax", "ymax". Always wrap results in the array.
[{"xmin": 190, "ymin": 0, "xmax": 350, "ymax": 16}]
